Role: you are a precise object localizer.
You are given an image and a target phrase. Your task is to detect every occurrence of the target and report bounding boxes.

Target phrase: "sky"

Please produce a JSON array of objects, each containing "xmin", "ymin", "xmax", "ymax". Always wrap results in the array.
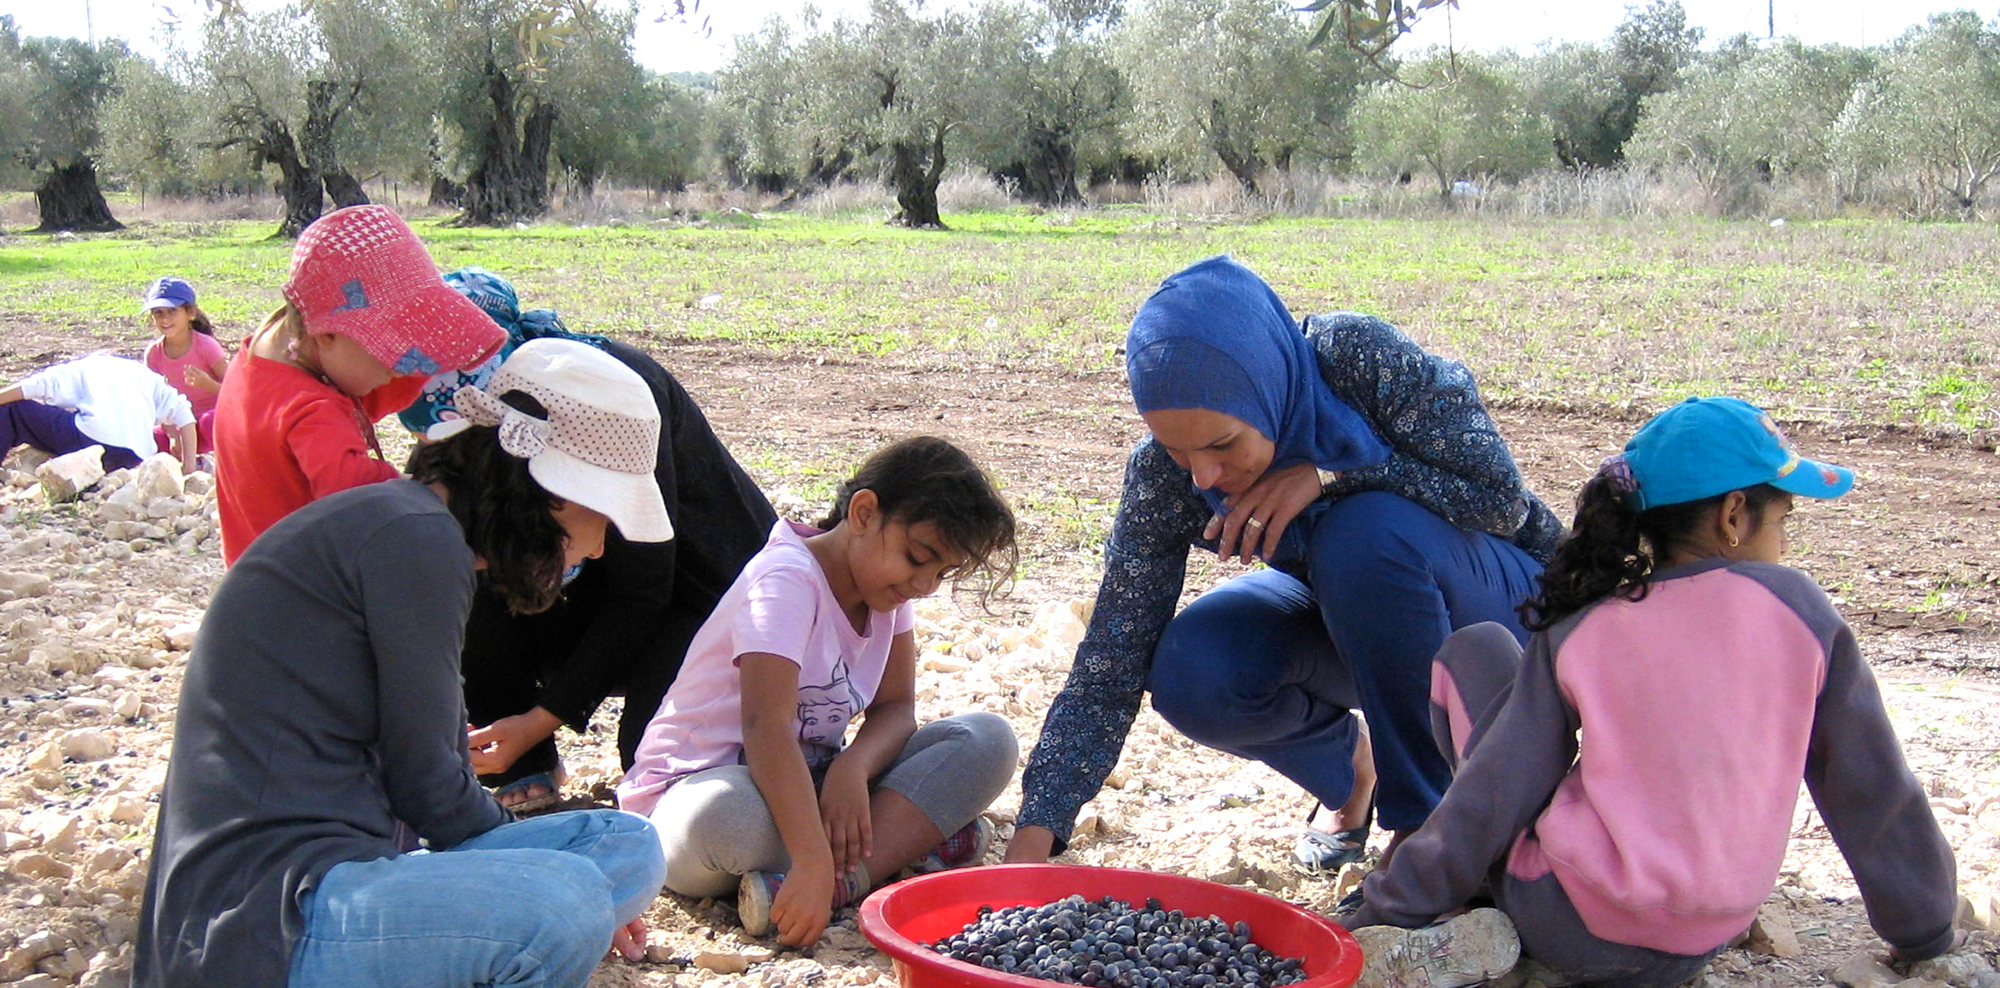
[{"xmin": 2, "ymin": 0, "xmax": 1989, "ymax": 73}]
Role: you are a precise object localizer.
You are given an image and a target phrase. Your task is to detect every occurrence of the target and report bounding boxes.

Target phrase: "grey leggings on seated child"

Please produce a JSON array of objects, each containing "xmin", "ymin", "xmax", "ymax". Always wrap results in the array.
[{"xmin": 649, "ymin": 712, "xmax": 1018, "ymax": 898}]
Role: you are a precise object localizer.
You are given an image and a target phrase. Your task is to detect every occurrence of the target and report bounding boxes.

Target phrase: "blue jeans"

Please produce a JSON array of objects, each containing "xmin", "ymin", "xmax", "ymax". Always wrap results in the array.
[
  {"xmin": 289, "ymin": 810, "xmax": 666, "ymax": 988},
  {"xmin": 1147, "ymin": 492, "xmax": 1542, "ymax": 832}
]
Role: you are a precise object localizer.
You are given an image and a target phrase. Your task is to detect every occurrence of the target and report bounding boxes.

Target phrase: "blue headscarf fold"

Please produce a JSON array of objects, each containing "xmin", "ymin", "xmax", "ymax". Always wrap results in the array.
[
  {"xmin": 1126, "ymin": 256, "xmax": 1389, "ymax": 515},
  {"xmin": 397, "ymin": 267, "xmax": 612, "ymax": 434}
]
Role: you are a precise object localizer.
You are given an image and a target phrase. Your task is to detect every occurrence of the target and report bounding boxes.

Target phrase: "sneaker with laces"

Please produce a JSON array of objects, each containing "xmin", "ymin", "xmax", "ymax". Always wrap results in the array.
[
  {"xmin": 909, "ymin": 816, "xmax": 996, "ymax": 875},
  {"xmin": 1352, "ymin": 908, "xmax": 1520, "ymax": 988}
]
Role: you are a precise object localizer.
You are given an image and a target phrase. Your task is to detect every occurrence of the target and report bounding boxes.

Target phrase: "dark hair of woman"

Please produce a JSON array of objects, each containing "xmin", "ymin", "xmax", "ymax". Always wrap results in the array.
[
  {"xmin": 405, "ymin": 391, "xmax": 569, "ymax": 615},
  {"xmin": 819, "ymin": 435, "xmax": 1019, "ymax": 608},
  {"xmin": 188, "ymin": 306, "xmax": 216, "ymax": 336},
  {"xmin": 1520, "ymin": 478, "xmax": 1785, "ymax": 631}
]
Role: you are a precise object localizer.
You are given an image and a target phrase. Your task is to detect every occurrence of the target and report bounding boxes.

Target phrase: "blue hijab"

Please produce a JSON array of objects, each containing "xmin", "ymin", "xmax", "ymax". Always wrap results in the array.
[
  {"xmin": 397, "ymin": 267, "xmax": 611, "ymax": 434},
  {"xmin": 1126, "ymin": 256, "xmax": 1389, "ymax": 516}
]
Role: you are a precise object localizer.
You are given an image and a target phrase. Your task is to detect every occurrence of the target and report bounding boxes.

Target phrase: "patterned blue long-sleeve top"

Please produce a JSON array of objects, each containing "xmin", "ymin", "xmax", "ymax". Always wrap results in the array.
[{"xmin": 1017, "ymin": 312, "xmax": 1564, "ymax": 851}]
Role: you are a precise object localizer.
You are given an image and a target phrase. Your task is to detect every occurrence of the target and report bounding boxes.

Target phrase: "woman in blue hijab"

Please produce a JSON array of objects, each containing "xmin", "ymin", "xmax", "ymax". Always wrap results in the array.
[{"xmin": 1009, "ymin": 256, "xmax": 1563, "ymax": 874}]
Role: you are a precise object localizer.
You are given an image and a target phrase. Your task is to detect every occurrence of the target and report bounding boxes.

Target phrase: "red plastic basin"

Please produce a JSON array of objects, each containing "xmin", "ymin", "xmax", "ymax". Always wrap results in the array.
[{"xmin": 859, "ymin": 864, "xmax": 1363, "ymax": 988}]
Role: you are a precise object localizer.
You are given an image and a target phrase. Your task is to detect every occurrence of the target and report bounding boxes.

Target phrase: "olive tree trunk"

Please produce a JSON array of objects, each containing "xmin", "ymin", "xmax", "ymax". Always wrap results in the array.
[
  {"xmin": 888, "ymin": 126, "xmax": 948, "ymax": 230},
  {"xmin": 32, "ymin": 161, "xmax": 123, "ymax": 233},
  {"xmin": 458, "ymin": 59, "xmax": 556, "ymax": 226}
]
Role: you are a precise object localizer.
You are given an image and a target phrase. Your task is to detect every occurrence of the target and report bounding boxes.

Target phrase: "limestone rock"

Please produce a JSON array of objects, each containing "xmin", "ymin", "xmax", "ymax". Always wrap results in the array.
[
  {"xmin": 27, "ymin": 741, "xmax": 63, "ymax": 771},
  {"xmin": 37, "ymin": 446, "xmax": 106, "ymax": 502},
  {"xmin": 61, "ymin": 727, "xmax": 116, "ymax": 761},
  {"xmin": 132, "ymin": 453, "xmax": 185, "ymax": 500},
  {"xmin": 692, "ymin": 951, "xmax": 753, "ymax": 974},
  {"xmin": 0, "ymin": 570, "xmax": 52, "ymax": 602},
  {"xmin": 164, "ymin": 622, "xmax": 200, "ymax": 651},
  {"xmin": 1745, "ymin": 901, "xmax": 1802, "ymax": 957},
  {"xmin": 1962, "ymin": 891, "xmax": 2000, "ymax": 932},
  {"xmin": 1910, "ymin": 952, "xmax": 1997, "ymax": 987},
  {"xmin": 1191, "ymin": 835, "xmax": 1244, "ymax": 885},
  {"xmin": 1333, "ymin": 861, "xmax": 1369, "ymax": 900},
  {"xmin": 1830, "ymin": 954, "xmax": 1902, "ymax": 988},
  {"xmin": 101, "ymin": 793, "xmax": 150, "ymax": 825},
  {"xmin": 11, "ymin": 852, "xmax": 72, "ymax": 880}
]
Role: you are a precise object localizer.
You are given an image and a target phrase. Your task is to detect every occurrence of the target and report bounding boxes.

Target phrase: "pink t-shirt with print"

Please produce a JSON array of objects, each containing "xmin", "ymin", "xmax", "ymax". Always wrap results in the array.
[
  {"xmin": 145, "ymin": 332, "xmax": 229, "ymax": 417},
  {"xmin": 617, "ymin": 520, "xmax": 916, "ymax": 818}
]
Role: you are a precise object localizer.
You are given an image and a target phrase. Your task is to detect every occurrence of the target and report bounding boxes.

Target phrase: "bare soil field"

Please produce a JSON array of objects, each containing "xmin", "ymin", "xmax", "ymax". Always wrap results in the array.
[{"xmin": 1, "ymin": 329, "xmax": 1998, "ymax": 988}]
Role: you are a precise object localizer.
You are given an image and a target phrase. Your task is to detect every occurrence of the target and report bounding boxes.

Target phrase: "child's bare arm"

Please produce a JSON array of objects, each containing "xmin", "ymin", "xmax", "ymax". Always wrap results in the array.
[
  {"xmin": 741, "ymin": 651, "xmax": 835, "ymax": 947},
  {"xmin": 822, "ymin": 631, "xmax": 920, "ymax": 869}
]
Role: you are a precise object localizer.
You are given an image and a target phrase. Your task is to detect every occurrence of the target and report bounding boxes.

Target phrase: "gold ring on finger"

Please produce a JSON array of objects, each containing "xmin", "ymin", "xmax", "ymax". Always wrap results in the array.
[{"xmin": 1245, "ymin": 517, "xmax": 1265, "ymax": 530}]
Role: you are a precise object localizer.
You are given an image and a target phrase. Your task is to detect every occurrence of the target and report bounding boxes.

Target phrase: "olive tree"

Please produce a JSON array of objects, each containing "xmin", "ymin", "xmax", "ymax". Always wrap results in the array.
[
  {"xmin": 1352, "ymin": 49, "xmax": 1549, "ymax": 201},
  {"xmin": 977, "ymin": 2, "xmax": 1127, "ymax": 205},
  {"xmin": 1626, "ymin": 39, "xmax": 1872, "ymax": 210},
  {"xmin": 196, "ymin": 0, "xmax": 425, "ymax": 236},
  {"xmin": 0, "ymin": 22, "xmax": 127, "ymax": 232},
  {"xmin": 1113, "ymin": 0, "xmax": 1365, "ymax": 193},
  {"xmin": 1829, "ymin": 11, "xmax": 2000, "ymax": 217},
  {"xmin": 423, "ymin": 0, "xmax": 655, "ymax": 224},
  {"xmin": 101, "ymin": 53, "xmax": 202, "ymax": 202}
]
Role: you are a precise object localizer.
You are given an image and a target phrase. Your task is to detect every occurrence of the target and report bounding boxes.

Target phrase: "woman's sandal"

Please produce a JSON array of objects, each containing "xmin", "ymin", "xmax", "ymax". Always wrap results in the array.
[
  {"xmin": 493, "ymin": 768, "xmax": 565, "ymax": 816},
  {"xmin": 1293, "ymin": 798, "xmax": 1372, "ymax": 875}
]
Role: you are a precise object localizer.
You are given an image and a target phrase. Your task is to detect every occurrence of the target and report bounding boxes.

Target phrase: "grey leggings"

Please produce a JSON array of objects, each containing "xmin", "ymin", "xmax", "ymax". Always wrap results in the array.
[{"xmin": 649, "ymin": 712, "xmax": 1018, "ymax": 897}]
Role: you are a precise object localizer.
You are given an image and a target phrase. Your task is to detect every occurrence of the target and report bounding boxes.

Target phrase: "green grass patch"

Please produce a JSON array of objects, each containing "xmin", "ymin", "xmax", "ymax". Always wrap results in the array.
[{"xmin": 2, "ymin": 212, "xmax": 1995, "ymax": 433}]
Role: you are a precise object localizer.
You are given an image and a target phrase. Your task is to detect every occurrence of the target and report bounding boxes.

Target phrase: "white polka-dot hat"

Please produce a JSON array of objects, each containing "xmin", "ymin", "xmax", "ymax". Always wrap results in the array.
[{"xmin": 430, "ymin": 338, "xmax": 672, "ymax": 542}]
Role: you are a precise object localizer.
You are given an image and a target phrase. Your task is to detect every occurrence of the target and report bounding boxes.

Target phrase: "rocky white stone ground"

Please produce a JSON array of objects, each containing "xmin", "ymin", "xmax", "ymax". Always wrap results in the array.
[{"xmin": 2, "ymin": 448, "xmax": 1999, "ymax": 988}]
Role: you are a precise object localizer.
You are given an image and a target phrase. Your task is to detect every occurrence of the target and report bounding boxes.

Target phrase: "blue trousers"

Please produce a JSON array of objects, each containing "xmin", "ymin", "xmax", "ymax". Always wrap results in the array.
[
  {"xmin": 289, "ymin": 809, "xmax": 666, "ymax": 988},
  {"xmin": 1, "ymin": 400, "xmax": 143, "ymax": 470},
  {"xmin": 1147, "ymin": 492, "xmax": 1542, "ymax": 831}
]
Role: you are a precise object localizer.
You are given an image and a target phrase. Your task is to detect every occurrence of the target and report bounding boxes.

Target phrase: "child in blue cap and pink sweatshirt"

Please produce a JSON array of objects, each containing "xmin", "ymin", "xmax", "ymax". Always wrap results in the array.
[{"xmin": 1342, "ymin": 396, "xmax": 1960, "ymax": 988}]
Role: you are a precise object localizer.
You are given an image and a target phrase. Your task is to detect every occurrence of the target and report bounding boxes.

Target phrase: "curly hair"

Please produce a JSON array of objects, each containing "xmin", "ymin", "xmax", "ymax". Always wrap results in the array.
[
  {"xmin": 405, "ymin": 392, "xmax": 569, "ymax": 615},
  {"xmin": 820, "ymin": 436, "xmax": 1018, "ymax": 608},
  {"xmin": 1520, "ymin": 478, "xmax": 1786, "ymax": 631}
]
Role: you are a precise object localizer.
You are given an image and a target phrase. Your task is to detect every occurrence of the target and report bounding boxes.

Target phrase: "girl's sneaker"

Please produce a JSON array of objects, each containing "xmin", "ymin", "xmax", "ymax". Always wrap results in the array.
[
  {"xmin": 738, "ymin": 870, "xmax": 785, "ymax": 937},
  {"xmin": 908, "ymin": 816, "xmax": 996, "ymax": 875},
  {"xmin": 737, "ymin": 867, "xmax": 872, "ymax": 937},
  {"xmin": 1350, "ymin": 908, "xmax": 1520, "ymax": 988}
]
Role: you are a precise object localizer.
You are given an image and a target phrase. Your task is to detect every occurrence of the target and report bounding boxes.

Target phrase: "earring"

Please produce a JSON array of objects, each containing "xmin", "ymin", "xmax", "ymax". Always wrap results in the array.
[{"xmin": 1728, "ymin": 536, "xmax": 1740, "ymax": 547}]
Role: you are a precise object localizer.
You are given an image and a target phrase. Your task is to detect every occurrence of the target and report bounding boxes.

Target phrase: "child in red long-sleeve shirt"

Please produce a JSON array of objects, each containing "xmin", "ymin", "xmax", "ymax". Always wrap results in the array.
[{"xmin": 214, "ymin": 205, "xmax": 504, "ymax": 564}]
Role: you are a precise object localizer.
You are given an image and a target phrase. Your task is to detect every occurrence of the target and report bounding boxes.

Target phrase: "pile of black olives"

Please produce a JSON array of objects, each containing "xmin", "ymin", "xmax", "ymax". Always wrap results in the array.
[{"xmin": 927, "ymin": 894, "xmax": 1309, "ymax": 988}]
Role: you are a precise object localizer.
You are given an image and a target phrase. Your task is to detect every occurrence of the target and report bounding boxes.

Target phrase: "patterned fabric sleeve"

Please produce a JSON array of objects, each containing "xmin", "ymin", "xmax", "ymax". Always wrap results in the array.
[
  {"xmin": 1303, "ymin": 312, "xmax": 1563, "ymax": 562},
  {"xmin": 1017, "ymin": 438, "xmax": 1211, "ymax": 852}
]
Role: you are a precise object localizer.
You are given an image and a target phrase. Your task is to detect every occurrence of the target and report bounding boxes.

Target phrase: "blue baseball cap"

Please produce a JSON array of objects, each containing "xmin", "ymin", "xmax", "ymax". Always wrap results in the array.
[
  {"xmin": 1623, "ymin": 396, "xmax": 1854, "ymax": 511},
  {"xmin": 140, "ymin": 277, "xmax": 197, "ymax": 312}
]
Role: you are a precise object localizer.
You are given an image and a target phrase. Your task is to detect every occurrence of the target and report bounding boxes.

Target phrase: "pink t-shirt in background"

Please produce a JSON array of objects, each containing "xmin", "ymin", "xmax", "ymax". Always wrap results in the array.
[
  {"xmin": 617, "ymin": 520, "xmax": 916, "ymax": 818},
  {"xmin": 145, "ymin": 332, "xmax": 229, "ymax": 417}
]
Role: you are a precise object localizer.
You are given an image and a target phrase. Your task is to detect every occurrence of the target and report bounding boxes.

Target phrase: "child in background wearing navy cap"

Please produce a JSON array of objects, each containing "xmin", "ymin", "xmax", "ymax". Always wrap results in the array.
[
  {"xmin": 140, "ymin": 276, "xmax": 228, "ymax": 460},
  {"xmin": 1340, "ymin": 396, "xmax": 1961, "ymax": 988}
]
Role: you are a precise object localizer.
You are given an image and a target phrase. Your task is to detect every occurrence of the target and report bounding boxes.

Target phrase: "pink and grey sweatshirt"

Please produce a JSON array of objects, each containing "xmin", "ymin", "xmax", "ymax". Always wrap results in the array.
[{"xmin": 1350, "ymin": 558, "xmax": 1957, "ymax": 961}]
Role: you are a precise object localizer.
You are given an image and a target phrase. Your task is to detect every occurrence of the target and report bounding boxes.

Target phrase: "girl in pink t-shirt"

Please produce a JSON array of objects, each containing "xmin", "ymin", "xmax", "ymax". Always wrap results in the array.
[
  {"xmin": 140, "ymin": 276, "xmax": 229, "ymax": 456},
  {"xmin": 621, "ymin": 436, "xmax": 1019, "ymax": 949}
]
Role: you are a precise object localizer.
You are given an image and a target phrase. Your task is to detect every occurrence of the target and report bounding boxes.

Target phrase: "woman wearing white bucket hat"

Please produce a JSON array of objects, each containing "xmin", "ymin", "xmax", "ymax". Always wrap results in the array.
[{"xmin": 137, "ymin": 339, "xmax": 671, "ymax": 988}]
